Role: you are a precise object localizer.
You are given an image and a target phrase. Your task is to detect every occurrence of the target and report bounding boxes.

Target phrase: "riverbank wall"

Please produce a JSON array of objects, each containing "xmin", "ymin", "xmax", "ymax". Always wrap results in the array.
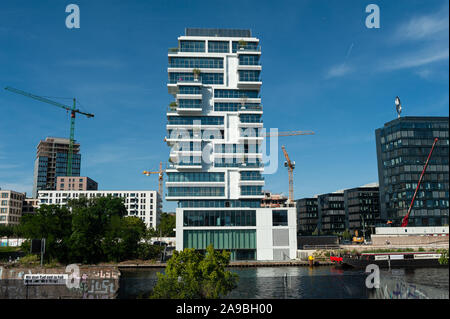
[{"xmin": 0, "ymin": 265, "xmax": 120, "ymax": 299}]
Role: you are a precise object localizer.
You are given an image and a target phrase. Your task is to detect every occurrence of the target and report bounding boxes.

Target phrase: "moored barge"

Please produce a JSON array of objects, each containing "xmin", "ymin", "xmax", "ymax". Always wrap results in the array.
[{"xmin": 338, "ymin": 252, "xmax": 445, "ymax": 269}]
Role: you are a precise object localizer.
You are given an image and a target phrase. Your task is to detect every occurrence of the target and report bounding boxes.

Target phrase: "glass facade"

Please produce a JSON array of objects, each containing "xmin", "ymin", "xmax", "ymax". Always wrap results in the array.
[
  {"xmin": 214, "ymin": 89, "xmax": 259, "ymax": 98},
  {"xmin": 178, "ymin": 86, "xmax": 201, "ymax": 95},
  {"xmin": 296, "ymin": 198, "xmax": 318, "ymax": 235},
  {"xmin": 167, "ymin": 172, "xmax": 224, "ymax": 182},
  {"xmin": 169, "ymin": 73, "xmax": 223, "ymax": 84},
  {"xmin": 238, "ymin": 55, "xmax": 260, "ymax": 65},
  {"xmin": 183, "ymin": 229, "xmax": 256, "ymax": 260},
  {"xmin": 177, "ymin": 99, "xmax": 202, "ymax": 109},
  {"xmin": 232, "ymin": 41, "xmax": 259, "ymax": 52},
  {"xmin": 167, "ymin": 187, "xmax": 224, "ymax": 197},
  {"xmin": 169, "ymin": 57, "xmax": 223, "ymax": 68},
  {"xmin": 344, "ymin": 187, "xmax": 381, "ymax": 237},
  {"xmin": 318, "ymin": 193, "xmax": 346, "ymax": 234},
  {"xmin": 273, "ymin": 210, "xmax": 288, "ymax": 226},
  {"xmin": 183, "ymin": 210, "xmax": 256, "ymax": 226},
  {"xmin": 238, "ymin": 70, "xmax": 261, "ymax": 82},
  {"xmin": 168, "ymin": 116, "xmax": 223, "ymax": 125},
  {"xmin": 375, "ymin": 116, "xmax": 449, "ymax": 226},
  {"xmin": 178, "ymin": 200, "xmax": 261, "ymax": 208},
  {"xmin": 214, "ymin": 102, "xmax": 261, "ymax": 112},
  {"xmin": 208, "ymin": 41, "xmax": 229, "ymax": 53},
  {"xmin": 180, "ymin": 40, "xmax": 205, "ymax": 52},
  {"xmin": 167, "ymin": 30, "xmax": 263, "ymax": 261}
]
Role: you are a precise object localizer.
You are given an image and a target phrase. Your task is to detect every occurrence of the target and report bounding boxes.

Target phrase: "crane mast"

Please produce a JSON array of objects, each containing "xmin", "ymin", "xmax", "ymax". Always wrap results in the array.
[{"xmin": 281, "ymin": 145, "xmax": 295, "ymax": 205}]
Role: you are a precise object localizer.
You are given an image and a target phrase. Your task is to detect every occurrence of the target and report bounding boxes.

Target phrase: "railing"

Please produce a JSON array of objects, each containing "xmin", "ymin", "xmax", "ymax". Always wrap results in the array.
[
  {"xmin": 236, "ymin": 46, "xmax": 261, "ymax": 52},
  {"xmin": 240, "ymin": 176, "xmax": 265, "ymax": 181},
  {"xmin": 168, "ymin": 48, "xmax": 179, "ymax": 53},
  {"xmin": 239, "ymin": 105, "xmax": 263, "ymax": 111}
]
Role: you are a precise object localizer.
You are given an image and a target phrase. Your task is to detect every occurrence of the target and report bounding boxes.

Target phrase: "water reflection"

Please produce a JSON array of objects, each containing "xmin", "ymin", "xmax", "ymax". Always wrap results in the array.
[{"xmin": 117, "ymin": 266, "xmax": 449, "ymax": 299}]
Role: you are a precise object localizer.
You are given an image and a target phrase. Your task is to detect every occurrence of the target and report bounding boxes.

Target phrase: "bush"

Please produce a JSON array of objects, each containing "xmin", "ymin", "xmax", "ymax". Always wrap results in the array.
[
  {"xmin": 18, "ymin": 254, "xmax": 39, "ymax": 266},
  {"xmin": 438, "ymin": 249, "xmax": 448, "ymax": 265},
  {"xmin": 137, "ymin": 243, "xmax": 164, "ymax": 260}
]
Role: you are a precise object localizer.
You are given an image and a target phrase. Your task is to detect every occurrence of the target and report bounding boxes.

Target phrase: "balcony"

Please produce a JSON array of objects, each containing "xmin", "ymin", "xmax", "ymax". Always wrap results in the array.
[
  {"xmin": 236, "ymin": 46, "xmax": 262, "ymax": 55},
  {"xmin": 237, "ymin": 79, "xmax": 262, "ymax": 89},
  {"xmin": 168, "ymin": 78, "xmax": 202, "ymax": 94},
  {"xmin": 237, "ymin": 105, "xmax": 263, "ymax": 114}
]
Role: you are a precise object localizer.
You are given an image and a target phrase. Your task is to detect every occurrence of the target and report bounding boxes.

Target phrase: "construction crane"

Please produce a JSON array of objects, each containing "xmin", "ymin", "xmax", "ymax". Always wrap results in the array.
[
  {"xmin": 281, "ymin": 145, "xmax": 295, "ymax": 205},
  {"xmin": 143, "ymin": 162, "xmax": 164, "ymax": 199},
  {"xmin": 263, "ymin": 130, "xmax": 315, "ymax": 137},
  {"xmin": 5, "ymin": 86, "xmax": 94, "ymax": 176},
  {"xmin": 265, "ymin": 130, "xmax": 315, "ymax": 206},
  {"xmin": 401, "ymin": 137, "xmax": 439, "ymax": 227}
]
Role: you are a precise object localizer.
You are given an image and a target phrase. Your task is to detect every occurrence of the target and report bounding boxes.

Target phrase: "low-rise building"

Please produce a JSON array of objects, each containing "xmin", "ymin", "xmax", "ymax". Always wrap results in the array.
[
  {"xmin": 22, "ymin": 198, "xmax": 39, "ymax": 215},
  {"xmin": 0, "ymin": 189, "xmax": 26, "ymax": 226},
  {"xmin": 37, "ymin": 190, "xmax": 161, "ymax": 229}
]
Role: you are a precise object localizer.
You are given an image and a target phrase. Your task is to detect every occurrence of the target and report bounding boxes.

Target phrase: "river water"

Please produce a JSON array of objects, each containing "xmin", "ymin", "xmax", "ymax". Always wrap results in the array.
[{"xmin": 117, "ymin": 266, "xmax": 449, "ymax": 299}]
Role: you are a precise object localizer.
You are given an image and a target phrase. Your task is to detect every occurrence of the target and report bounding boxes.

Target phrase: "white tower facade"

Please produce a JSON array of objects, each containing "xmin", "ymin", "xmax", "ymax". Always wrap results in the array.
[{"xmin": 166, "ymin": 28, "xmax": 296, "ymax": 261}]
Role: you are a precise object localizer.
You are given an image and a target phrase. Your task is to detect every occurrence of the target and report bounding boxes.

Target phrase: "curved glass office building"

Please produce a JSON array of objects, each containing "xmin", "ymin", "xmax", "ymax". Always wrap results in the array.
[{"xmin": 375, "ymin": 116, "xmax": 449, "ymax": 226}]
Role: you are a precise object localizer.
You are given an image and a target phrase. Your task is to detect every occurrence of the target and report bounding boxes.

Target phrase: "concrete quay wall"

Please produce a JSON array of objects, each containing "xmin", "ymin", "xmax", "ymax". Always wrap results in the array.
[{"xmin": 0, "ymin": 265, "xmax": 120, "ymax": 299}]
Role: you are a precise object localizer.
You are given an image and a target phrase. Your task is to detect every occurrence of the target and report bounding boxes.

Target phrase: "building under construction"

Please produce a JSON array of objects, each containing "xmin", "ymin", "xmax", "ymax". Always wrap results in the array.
[{"xmin": 32, "ymin": 137, "xmax": 81, "ymax": 198}]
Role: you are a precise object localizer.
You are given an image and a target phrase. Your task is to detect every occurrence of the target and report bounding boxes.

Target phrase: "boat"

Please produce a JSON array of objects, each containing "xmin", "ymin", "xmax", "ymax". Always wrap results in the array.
[{"xmin": 336, "ymin": 252, "xmax": 446, "ymax": 269}]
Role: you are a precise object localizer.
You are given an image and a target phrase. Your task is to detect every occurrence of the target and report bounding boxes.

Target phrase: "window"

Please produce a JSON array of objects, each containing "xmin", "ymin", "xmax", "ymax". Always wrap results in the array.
[
  {"xmin": 180, "ymin": 40, "xmax": 205, "ymax": 52},
  {"xmin": 169, "ymin": 57, "xmax": 223, "ymax": 68},
  {"xmin": 214, "ymin": 89, "xmax": 259, "ymax": 99},
  {"xmin": 208, "ymin": 41, "xmax": 229, "ymax": 53},
  {"xmin": 273, "ymin": 210, "xmax": 288, "ymax": 226}
]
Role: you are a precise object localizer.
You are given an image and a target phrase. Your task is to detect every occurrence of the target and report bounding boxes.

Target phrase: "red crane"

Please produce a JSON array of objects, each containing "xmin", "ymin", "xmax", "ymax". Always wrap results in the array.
[{"xmin": 401, "ymin": 137, "xmax": 439, "ymax": 227}]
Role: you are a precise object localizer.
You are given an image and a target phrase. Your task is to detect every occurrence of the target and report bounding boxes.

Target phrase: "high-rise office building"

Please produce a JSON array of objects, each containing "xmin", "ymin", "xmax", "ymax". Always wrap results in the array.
[
  {"xmin": 166, "ymin": 28, "xmax": 296, "ymax": 261},
  {"xmin": 296, "ymin": 197, "xmax": 318, "ymax": 235},
  {"xmin": 32, "ymin": 137, "xmax": 81, "ymax": 198},
  {"xmin": 344, "ymin": 185, "xmax": 381, "ymax": 237},
  {"xmin": 317, "ymin": 192, "xmax": 346, "ymax": 234},
  {"xmin": 375, "ymin": 116, "xmax": 449, "ymax": 226}
]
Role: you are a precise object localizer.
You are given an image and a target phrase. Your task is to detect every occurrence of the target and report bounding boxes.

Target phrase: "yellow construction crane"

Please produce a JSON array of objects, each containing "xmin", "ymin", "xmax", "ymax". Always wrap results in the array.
[
  {"xmin": 281, "ymin": 145, "xmax": 295, "ymax": 205},
  {"xmin": 265, "ymin": 130, "xmax": 315, "ymax": 205},
  {"xmin": 143, "ymin": 162, "xmax": 164, "ymax": 199}
]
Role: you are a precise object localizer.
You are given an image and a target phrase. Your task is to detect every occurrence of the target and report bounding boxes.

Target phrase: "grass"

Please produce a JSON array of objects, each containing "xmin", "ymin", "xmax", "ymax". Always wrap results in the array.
[{"xmin": 0, "ymin": 246, "xmax": 21, "ymax": 253}]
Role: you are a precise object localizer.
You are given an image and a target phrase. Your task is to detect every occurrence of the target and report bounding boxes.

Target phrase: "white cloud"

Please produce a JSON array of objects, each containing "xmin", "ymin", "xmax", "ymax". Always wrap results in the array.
[
  {"xmin": 380, "ymin": 47, "xmax": 448, "ymax": 71},
  {"xmin": 325, "ymin": 63, "xmax": 352, "ymax": 79},
  {"xmin": 392, "ymin": 6, "xmax": 449, "ymax": 42}
]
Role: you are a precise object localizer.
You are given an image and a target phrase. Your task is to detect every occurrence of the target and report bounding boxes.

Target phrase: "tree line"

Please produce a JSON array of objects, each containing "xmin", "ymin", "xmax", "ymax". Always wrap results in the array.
[{"xmin": 0, "ymin": 196, "xmax": 176, "ymax": 264}]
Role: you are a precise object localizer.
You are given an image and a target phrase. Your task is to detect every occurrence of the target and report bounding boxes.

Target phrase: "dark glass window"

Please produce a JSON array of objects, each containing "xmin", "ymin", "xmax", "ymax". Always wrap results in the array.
[{"xmin": 273, "ymin": 210, "xmax": 288, "ymax": 226}]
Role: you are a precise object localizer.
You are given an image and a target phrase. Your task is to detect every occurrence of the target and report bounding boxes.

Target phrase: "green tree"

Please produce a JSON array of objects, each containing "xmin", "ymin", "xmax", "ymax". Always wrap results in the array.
[
  {"xmin": 311, "ymin": 227, "xmax": 319, "ymax": 236},
  {"xmin": 151, "ymin": 245, "xmax": 238, "ymax": 299},
  {"xmin": 102, "ymin": 216, "xmax": 147, "ymax": 261},
  {"xmin": 157, "ymin": 213, "xmax": 176, "ymax": 237},
  {"xmin": 20, "ymin": 205, "xmax": 72, "ymax": 262},
  {"xmin": 438, "ymin": 249, "xmax": 448, "ymax": 265},
  {"xmin": 67, "ymin": 196, "xmax": 128, "ymax": 264},
  {"xmin": 342, "ymin": 229, "xmax": 352, "ymax": 241}
]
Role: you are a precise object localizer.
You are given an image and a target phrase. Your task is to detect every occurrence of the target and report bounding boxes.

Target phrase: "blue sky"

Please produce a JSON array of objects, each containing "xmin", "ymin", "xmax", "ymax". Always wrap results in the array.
[{"xmin": 0, "ymin": 0, "xmax": 448, "ymax": 211}]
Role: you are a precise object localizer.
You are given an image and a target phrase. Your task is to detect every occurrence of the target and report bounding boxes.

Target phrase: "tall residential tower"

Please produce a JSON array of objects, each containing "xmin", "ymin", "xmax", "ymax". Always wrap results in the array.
[{"xmin": 166, "ymin": 28, "xmax": 296, "ymax": 261}]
